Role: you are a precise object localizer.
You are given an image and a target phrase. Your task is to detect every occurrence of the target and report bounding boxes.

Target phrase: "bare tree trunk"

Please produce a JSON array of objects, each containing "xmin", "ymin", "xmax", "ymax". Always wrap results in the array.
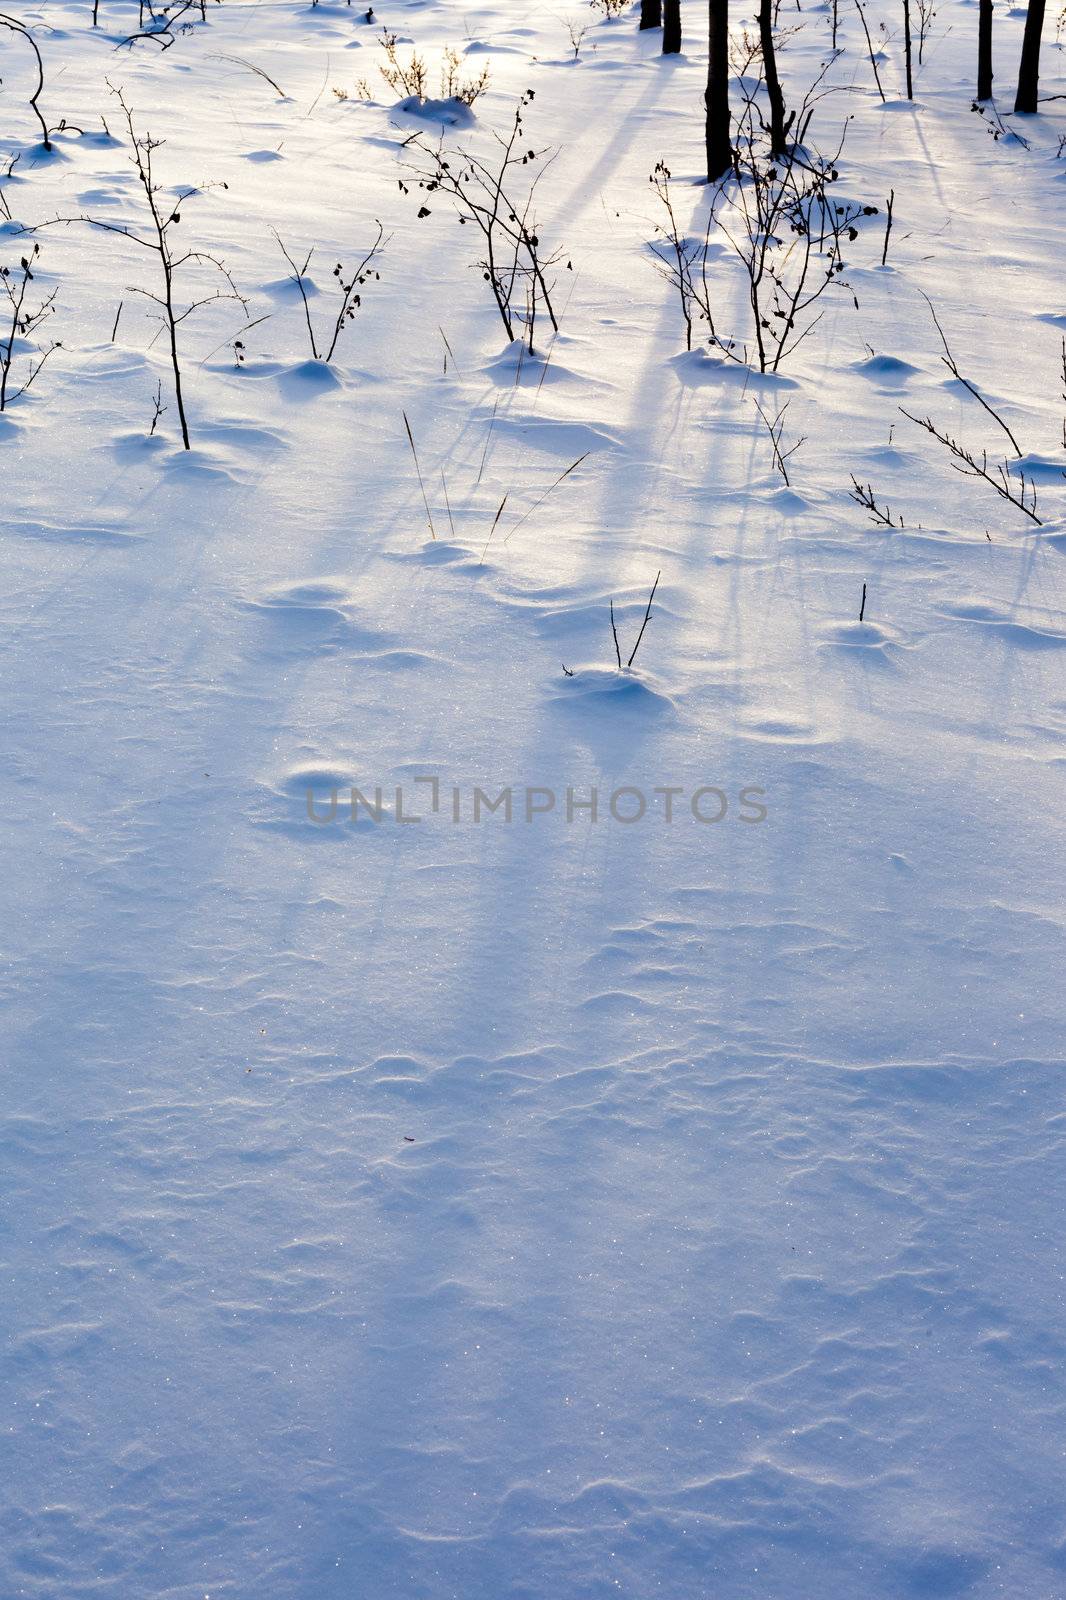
[
  {"xmin": 977, "ymin": 0, "xmax": 993, "ymax": 98},
  {"xmin": 640, "ymin": 0, "xmax": 663, "ymax": 27},
  {"xmin": 902, "ymin": 0, "xmax": 914, "ymax": 96},
  {"xmin": 663, "ymin": 0, "xmax": 681, "ymax": 51},
  {"xmin": 706, "ymin": 0, "xmax": 731, "ymax": 180},
  {"xmin": 1014, "ymin": 0, "xmax": 1046, "ymax": 111},
  {"xmin": 758, "ymin": 0, "xmax": 792, "ymax": 155}
]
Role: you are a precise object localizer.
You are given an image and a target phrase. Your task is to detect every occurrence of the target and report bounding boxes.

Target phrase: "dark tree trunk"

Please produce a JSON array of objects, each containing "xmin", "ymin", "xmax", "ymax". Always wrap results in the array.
[
  {"xmin": 706, "ymin": 0, "xmax": 731, "ymax": 180},
  {"xmin": 758, "ymin": 0, "xmax": 792, "ymax": 155},
  {"xmin": 902, "ymin": 0, "xmax": 914, "ymax": 97},
  {"xmin": 977, "ymin": 0, "xmax": 993, "ymax": 98},
  {"xmin": 640, "ymin": 0, "xmax": 663, "ymax": 27},
  {"xmin": 663, "ymin": 0, "xmax": 681, "ymax": 52},
  {"xmin": 1014, "ymin": 0, "xmax": 1046, "ymax": 111}
]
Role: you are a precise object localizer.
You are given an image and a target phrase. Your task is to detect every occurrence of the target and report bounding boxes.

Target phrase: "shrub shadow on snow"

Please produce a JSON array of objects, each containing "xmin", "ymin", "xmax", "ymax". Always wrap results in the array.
[
  {"xmin": 385, "ymin": 540, "xmax": 486, "ymax": 571},
  {"xmin": 251, "ymin": 762, "xmax": 396, "ymax": 840},
  {"xmin": 670, "ymin": 349, "xmax": 799, "ymax": 391},
  {"xmin": 389, "ymin": 95, "xmax": 477, "ymax": 130},
  {"xmin": 852, "ymin": 353, "xmax": 921, "ymax": 386},
  {"xmin": 240, "ymin": 579, "xmax": 396, "ymax": 656},
  {"xmin": 261, "ymin": 274, "xmax": 321, "ymax": 300},
  {"xmin": 1012, "ymin": 453, "xmax": 1066, "ymax": 486},
  {"xmin": 275, "ymin": 358, "xmax": 344, "ymax": 395},
  {"xmin": 110, "ymin": 431, "xmax": 172, "ymax": 465},
  {"xmin": 4, "ymin": 516, "xmax": 141, "ymax": 545},
  {"xmin": 817, "ymin": 619, "xmax": 908, "ymax": 664},
  {"xmin": 0, "ymin": 410, "xmax": 30, "ymax": 443},
  {"xmin": 483, "ymin": 413, "xmax": 617, "ymax": 455},
  {"xmin": 548, "ymin": 666, "xmax": 675, "ymax": 715},
  {"xmin": 160, "ymin": 446, "xmax": 244, "ymax": 485},
  {"xmin": 935, "ymin": 601, "xmax": 1066, "ymax": 649},
  {"xmin": 481, "ymin": 340, "xmax": 605, "ymax": 392}
]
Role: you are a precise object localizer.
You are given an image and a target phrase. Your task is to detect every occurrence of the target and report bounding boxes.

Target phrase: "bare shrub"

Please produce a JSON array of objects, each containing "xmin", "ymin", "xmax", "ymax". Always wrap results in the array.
[
  {"xmin": 650, "ymin": 89, "xmax": 878, "ymax": 373},
  {"xmin": 0, "ymin": 241, "xmax": 59, "ymax": 410},
  {"xmin": 32, "ymin": 84, "xmax": 243, "ymax": 448},
  {"xmin": 406, "ymin": 92, "xmax": 566, "ymax": 352},
  {"xmin": 274, "ymin": 225, "xmax": 387, "ymax": 362}
]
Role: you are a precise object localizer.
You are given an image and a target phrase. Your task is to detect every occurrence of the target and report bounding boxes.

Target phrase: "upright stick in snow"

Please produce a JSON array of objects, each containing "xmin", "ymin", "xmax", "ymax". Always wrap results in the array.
[
  {"xmin": 706, "ymin": 0, "xmax": 732, "ymax": 181},
  {"xmin": 902, "ymin": 0, "xmax": 914, "ymax": 98},
  {"xmin": 758, "ymin": 0, "xmax": 794, "ymax": 156},
  {"xmin": 854, "ymin": 0, "xmax": 887, "ymax": 101},
  {"xmin": 977, "ymin": 0, "xmax": 993, "ymax": 99},
  {"xmin": 1014, "ymin": 0, "xmax": 1046, "ymax": 113},
  {"xmin": 663, "ymin": 0, "xmax": 681, "ymax": 53}
]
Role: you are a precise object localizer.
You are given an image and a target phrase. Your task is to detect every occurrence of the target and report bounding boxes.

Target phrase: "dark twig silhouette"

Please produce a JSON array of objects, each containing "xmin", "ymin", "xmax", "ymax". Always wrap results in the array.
[
  {"xmin": 850, "ymin": 475, "xmax": 904, "ymax": 527},
  {"xmin": 0, "ymin": 241, "xmax": 59, "ymax": 410},
  {"xmin": 0, "ymin": 13, "xmax": 53, "ymax": 149},
  {"xmin": 610, "ymin": 573, "xmax": 662, "ymax": 670},
  {"xmin": 275, "ymin": 225, "xmax": 386, "ymax": 362},
  {"xmin": 406, "ymin": 93, "xmax": 565, "ymax": 352},
  {"xmin": 919, "ymin": 290, "xmax": 1021, "ymax": 457},
  {"xmin": 899, "ymin": 406, "xmax": 1041, "ymax": 523},
  {"xmin": 854, "ymin": 0, "xmax": 887, "ymax": 101}
]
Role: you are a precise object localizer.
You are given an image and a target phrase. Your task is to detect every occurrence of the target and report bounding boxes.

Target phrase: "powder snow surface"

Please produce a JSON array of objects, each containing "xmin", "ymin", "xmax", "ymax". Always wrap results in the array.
[{"xmin": 1, "ymin": 0, "xmax": 1065, "ymax": 1595}]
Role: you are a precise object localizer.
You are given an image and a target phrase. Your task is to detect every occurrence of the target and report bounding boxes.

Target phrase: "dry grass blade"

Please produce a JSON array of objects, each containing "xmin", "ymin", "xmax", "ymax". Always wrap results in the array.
[
  {"xmin": 441, "ymin": 469, "xmax": 456, "ymax": 538},
  {"xmin": 476, "ymin": 397, "xmax": 499, "ymax": 487},
  {"xmin": 479, "ymin": 494, "xmax": 509, "ymax": 563},
  {"xmin": 438, "ymin": 325, "xmax": 460, "ymax": 377},
  {"xmin": 207, "ymin": 53, "xmax": 286, "ymax": 98},
  {"xmin": 503, "ymin": 452, "xmax": 590, "ymax": 544},
  {"xmin": 403, "ymin": 410, "xmax": 436, "ymax": 539}
]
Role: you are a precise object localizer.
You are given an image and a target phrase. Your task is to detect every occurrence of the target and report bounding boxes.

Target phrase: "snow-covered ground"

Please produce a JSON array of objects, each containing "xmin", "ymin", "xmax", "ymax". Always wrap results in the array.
[{"xmin": 2, "ymin": 0, "xmax": 1066, "ymax": 1594}]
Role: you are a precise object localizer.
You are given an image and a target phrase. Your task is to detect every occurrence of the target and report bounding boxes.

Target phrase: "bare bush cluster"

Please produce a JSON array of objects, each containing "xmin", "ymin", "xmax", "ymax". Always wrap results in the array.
[
  {"xmin": 650, "ymin": 107, "xmax": 878, "ymax": 373},
  {"xmin": 405, "ymin": 92, "xmax": 567, "ymax": 352},
  {"xmin": 378, "ymin": 32, "xmax": 490, "ymax": 106}
]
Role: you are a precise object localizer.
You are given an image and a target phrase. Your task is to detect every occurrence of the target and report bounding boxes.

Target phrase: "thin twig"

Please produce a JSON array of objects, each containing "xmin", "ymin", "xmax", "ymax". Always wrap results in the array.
[
  {"xmin": 626, "ymin": 570, "xmax": 661, "ymax": 669},
  {"xmin": 849, "ymin": 474, "xmax": 903, "ymax": 527},
  {"xmin": 899, "ymin": 406, "xmax": 1040, "ymax": 523},
  {"xmin": 919, "ymin": 289, "xmax": 1021, "ymax": 457},
  {"xmin": 854, "ymin": 0, "xmax": 887, "ymax": 101},
  {"xmin": 881, "ymin": 190, "xmax": 894, "ymax": 266}
]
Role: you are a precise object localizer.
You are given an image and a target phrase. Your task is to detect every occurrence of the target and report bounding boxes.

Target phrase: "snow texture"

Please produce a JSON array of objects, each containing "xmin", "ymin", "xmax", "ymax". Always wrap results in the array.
[{"xmin": 1, "ymin": 0, "xmax": 1065, "ymax": 1596}]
